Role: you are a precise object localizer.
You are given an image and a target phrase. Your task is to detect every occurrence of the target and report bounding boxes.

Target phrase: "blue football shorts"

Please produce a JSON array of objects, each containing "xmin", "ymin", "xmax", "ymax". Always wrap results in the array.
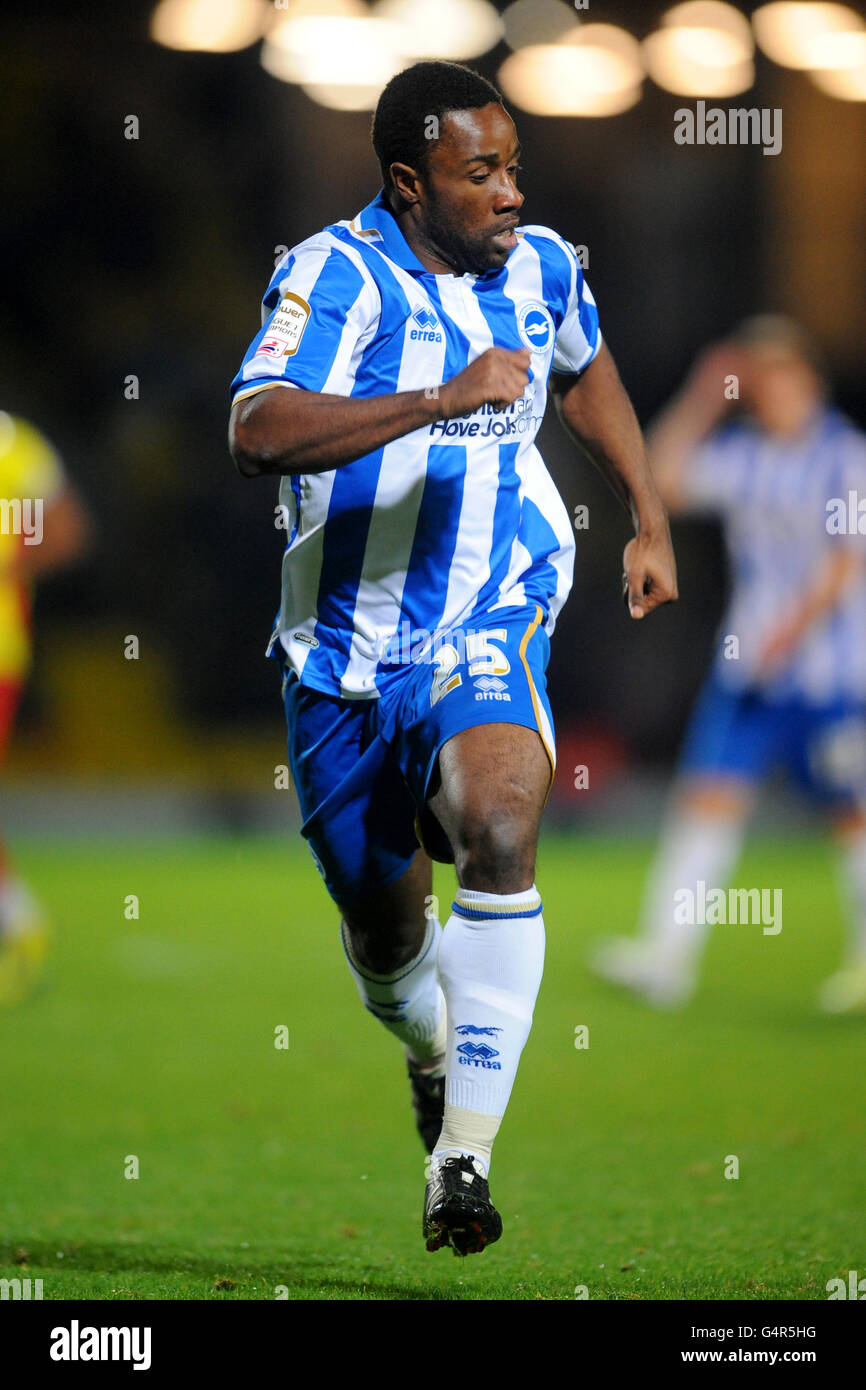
[
  {"xmin": 679, "ymin": 673, "xmax": 866, "ymax": 810},
  {"xmin": 277, "ymin": 602, "xmax": 555, "ymax": 908}
]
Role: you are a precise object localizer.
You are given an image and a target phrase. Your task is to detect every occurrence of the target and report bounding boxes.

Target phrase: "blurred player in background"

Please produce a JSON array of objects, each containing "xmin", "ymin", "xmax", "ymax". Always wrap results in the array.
[
  {"xmin": 230, "ymin": 62, "xmax": 676, "ymax": 1255},
  {"xmin": 0, "ymin": 411, "xmax": 89, "ymax": 1004},
  {"xmin": 592, "ymin": 316, "xmax": 866, "ymax": 1012}
]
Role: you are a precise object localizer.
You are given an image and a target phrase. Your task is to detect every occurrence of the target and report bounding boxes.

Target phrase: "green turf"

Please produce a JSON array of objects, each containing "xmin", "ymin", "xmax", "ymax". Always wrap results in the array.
[{"xmin": 0, "ymin": 834, "xmax": 861, "ymax": 1300}]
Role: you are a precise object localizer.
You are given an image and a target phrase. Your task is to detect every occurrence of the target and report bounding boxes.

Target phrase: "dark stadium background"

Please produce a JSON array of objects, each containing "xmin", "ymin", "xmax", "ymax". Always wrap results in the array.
[
  {"xmin": 4, "ymin": 0, "xmax": 865, "ymax": 824},
  {"xmin": 4, "ymin": 1, "xmax": 866, "ymax": 1320}
]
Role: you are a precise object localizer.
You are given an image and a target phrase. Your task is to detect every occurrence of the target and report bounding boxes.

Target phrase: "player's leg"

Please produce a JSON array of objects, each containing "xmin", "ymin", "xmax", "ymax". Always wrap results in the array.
[
  {"xmin": 819, "ymin": 806, "xmax": 866, "ymax": 1012},
  {"xmin": 592, "ymin": 774, "xmax": 753, "ymax": 1006},
  {"xmin": 0, "ymin": 679, "xmax": 50, "ymax": 1007},
  {"xmin": 429, "ymin": 719, "xmax": 550, "ymax": 889},
  {"xmin": 590, "ymin": 679, "xmax": 772, "ymax": 1006},
  {"xmin": 798, "ymin": 708, "xmax": 866, "ymax": 1013},
  {"xmin": 427, "ymin": 719, "xmax": 548, "ymax": 1120},
  {"xmin": 338, "ymin": 841, "xmax": 430, "ymax": 972},
  {"xmin": 281, "ymin": 664, "xmax": 448, "ymax": 1144},
  {"xmin": 419, "ymin": 720, "xmax": 549, "ymax": 1252},
  {"xmin": 338, "ymin": 848, "xmax": 449, "ymax": 1150},
  {"xmin": 381, "ymin": 603, "xmax": 556, "ymax": 1250}
]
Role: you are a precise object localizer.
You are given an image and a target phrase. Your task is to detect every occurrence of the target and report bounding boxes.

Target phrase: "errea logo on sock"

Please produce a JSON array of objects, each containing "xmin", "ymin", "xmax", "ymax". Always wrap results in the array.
[{"xmin": 456, "ymin": 1025, "xmax": 502, "ymax": 1070}]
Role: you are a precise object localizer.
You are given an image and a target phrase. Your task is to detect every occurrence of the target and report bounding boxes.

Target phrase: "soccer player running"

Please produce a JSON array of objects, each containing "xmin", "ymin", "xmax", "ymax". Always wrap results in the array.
[
  {"xmin": 229, "ymin": 62, "xmax": 676, "ymax": 1256},
  {"xmin": 0, "ymin": 411, "xmax": 89, "ymax": 1004},
  {"xmin": 592, "ymin": 316, "xmax": 866, "ymax": 1013}
]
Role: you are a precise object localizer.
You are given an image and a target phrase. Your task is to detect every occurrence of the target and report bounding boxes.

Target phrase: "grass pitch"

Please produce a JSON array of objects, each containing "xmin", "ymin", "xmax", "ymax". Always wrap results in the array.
[{"xmin": 0, "ymin": 834, "xmax": 862, "ymax": 1301}]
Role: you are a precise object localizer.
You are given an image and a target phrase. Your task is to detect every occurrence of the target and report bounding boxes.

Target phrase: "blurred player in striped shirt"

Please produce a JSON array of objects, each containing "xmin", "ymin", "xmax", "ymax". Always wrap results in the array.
[
  {"xmin": 592, "ymin": 317, "xmax": 866, "ymax": 1013},
  {"xmin": 0, "ymin": 412, "xmax": 89, "ymax": 1004}
]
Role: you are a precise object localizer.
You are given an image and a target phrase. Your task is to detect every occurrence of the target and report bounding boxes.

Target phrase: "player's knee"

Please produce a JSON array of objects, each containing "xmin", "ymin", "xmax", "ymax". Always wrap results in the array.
[
  {"xmin": 342, "ymin": 916, "xmax": 427, "ymax": 974},
  {"xmin": 452, "ymin": 809, "xmax": 537, "ymax": 892}
]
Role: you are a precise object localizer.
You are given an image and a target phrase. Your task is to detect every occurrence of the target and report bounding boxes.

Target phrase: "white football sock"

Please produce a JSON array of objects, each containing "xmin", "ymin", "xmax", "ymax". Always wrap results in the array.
[
  {"xmin": 639, "ymin": 809, "xmax": 744, "ymax": 976},
  {"xmin": 836, "ymin": 828, "xmax": 866, "ymax": 962},
  {"xmin": 432, "ymin": 885, "xmax": 545, "ymax": 1177},
  {"xmin": 340, "ymin": 916, "xmax": 447, "ymax": 1066}
]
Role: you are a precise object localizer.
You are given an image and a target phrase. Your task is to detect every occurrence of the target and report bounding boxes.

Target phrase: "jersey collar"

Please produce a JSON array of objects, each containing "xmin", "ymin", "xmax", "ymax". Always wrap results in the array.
[
  {"xmin": 351, "ymin": 190, "xmax": 431, "ymax": 277},
  {"xmin": 353, "ymin": 189, "xmax": 504, "ymax": 283}
]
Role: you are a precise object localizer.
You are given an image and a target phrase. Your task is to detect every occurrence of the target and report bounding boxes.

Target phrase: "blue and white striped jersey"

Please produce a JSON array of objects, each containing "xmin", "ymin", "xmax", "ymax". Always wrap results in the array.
[
  {"xmin": 231, "ymin": 191, "xmax": 601, "ymax": 699},
  {"xmin": 684, "ymin": 408, "xmax": 866, "ymax": 702}
]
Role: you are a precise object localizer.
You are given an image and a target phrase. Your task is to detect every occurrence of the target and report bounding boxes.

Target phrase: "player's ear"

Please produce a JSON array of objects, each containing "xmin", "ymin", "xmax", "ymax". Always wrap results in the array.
[{"xmin": 390, "ymin": 162, "xmax": 422, "ymax": 208}]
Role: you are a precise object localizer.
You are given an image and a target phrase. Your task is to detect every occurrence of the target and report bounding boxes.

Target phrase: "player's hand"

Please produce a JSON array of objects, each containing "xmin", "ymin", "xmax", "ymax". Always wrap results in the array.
[
  {"xmin": 622, "ymin": 520, "xmax": 678, "ymax": 619},
  {"xmin": 681, "ymin": 341, "xmax": 748, "ymax": 425},
  {"xmin": 437, "ymin": 347, "xmax": 531, "ymax": 419}
]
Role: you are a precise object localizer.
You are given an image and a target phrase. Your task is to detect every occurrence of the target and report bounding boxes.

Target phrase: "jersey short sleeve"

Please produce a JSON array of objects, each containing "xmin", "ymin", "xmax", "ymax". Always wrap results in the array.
[
  {"xmin": 231, "ymin": 235, "xmax": 381, "ymax": 405},
  {"xmin": 550, "ymin": 241, "xmax": 602, "ymax": 375}
]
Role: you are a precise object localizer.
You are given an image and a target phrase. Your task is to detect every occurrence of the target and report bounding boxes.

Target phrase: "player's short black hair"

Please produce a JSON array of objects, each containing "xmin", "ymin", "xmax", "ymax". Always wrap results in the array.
[{"xmin": 372, "ymin": 61, "xmax": 504, "ymax": 202}]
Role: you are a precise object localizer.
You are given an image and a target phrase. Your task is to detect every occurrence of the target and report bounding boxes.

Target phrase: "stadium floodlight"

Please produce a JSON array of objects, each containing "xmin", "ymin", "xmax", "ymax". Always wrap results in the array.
[
  {"xmin": 809, "ymin": 60, "xmax": 866, "ymax": 97},
  {"xmin": 149, "ymin": 0, "xmax": 269, "ymax": 52},
  {"xmin": 808, "ymin": 29, "xmax": 866, "ymax": 98},
  {"xmin": 300, "ymin": 82, "xmax": 394, "ymax": 109},
  {"xmin": 373, "ymin": 0, "xmax": 503, "ymax": 61},
  {"xmin": 261, "ymin": 0, "xmax": 368, "ymax": 27},
  {"xmin": 501, "ymin": 0, "xmax": 580, "ymax": 53},
  {"xmin": 752, "ymin": 2, "xmax": 865, "ymax": 70},
  {"xmin": 809, "ymin": 27, "xmax": 866, "ymax": 67},
  {"xmin": 642, "ymin": 25, "xmax": 755, "ymax": 95},
  {"xmin": 560, "ymin": 23, "xmax": 645, "ymax": 77},
  {"xmin": 661, "ymin": 2, "xmax": 754, "ymax": 58},
  {"xmin": 261, "ymin": 15, "xmax": 406, "ymax": 88},
  {"xmin": 498, "ymin": 41, "xmax": 643, "ymax": 116}
]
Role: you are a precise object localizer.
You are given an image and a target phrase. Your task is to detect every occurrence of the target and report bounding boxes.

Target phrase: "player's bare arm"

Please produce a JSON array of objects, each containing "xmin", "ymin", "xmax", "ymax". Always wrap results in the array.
[
  {"xmin": 229, "ymin": 345, "xmax": 530, "ymax": 477},
  {"xmin": 756, "ymin": 548, "xmax": 865, "ymax": 677},
  {"xmin": 550, "ymin": 342, "xmax": 678, "ymax": 619},
  {"xmin": 644, "ymin": 340, "xmax": 746, "ymax": 511}
]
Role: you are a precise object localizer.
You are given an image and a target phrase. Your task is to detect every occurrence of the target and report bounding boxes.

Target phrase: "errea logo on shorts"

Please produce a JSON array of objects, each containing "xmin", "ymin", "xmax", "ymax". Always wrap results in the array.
[
  {"xmin": 474, "ymin": 675, "xmax": 511, "ymax": 702},
  {"xmin": 517, "ymin": 301, "xmax": 553, "ymax": 355}
]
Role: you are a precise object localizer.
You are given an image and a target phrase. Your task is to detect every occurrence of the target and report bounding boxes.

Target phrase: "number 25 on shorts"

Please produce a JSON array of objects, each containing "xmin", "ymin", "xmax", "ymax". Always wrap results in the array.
[{"xmin": 430, "ymin": 629, "xmax": 510, "ymax": 707}]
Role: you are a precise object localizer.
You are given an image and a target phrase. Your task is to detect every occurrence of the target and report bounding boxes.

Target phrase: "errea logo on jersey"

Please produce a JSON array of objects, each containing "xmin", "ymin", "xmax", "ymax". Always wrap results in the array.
[
  {"xmin": 410, "ymin": 307, "xmax": 442, "ymax": 343},
  {"xmin": 517, "ymin": 301, "xmax": 554, "ymax": 354}
]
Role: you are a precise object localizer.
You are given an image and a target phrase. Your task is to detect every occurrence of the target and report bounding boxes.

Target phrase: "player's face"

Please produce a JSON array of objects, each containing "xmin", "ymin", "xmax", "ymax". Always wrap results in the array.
[
  {"xmin": 417, "ymin": 105, "xmax": 524, "ymax": 276},
  {"xmin": 742, "ymin": 350, "xmax": 823, "ymax": 436}
]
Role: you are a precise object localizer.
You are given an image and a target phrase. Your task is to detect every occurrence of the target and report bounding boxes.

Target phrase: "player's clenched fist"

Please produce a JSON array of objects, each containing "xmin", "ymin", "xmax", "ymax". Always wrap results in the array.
[
  {"xmin": 437, "ymin": 347, "xmax": 531, "ymax": 419},
  {"xmin": 622, "ymin": 524, "xmax": 678, "ymax": 620}
]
